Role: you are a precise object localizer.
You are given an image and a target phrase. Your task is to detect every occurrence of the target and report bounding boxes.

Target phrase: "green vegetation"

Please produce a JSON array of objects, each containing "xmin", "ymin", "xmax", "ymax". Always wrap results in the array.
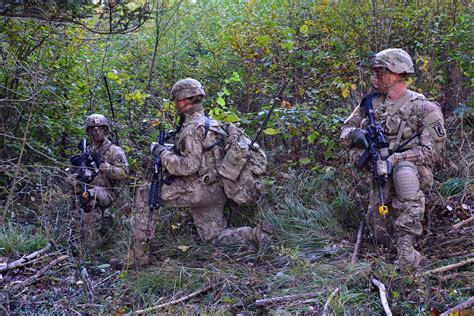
[
  {"xmin": 0, "ymin": 0, "xmax": 472, "ymax": 314},
  {"xmin": 0, "ymin": 225, "xmax": 48, "ymax": 257}
]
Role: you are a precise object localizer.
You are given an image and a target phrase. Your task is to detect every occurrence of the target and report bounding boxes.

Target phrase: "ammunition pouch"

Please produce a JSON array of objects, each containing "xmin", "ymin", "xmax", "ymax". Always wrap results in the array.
[{"xmin": 218, "ymin": 140, "xmax": 249, "ymax": 181}]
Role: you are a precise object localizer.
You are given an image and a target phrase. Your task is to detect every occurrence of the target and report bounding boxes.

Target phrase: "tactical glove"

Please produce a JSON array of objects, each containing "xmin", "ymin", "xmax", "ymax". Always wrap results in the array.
[
  {"xmin": 350, "ymin": 128, "xmax": 369, "ymax": 149},
  {"xmin": 70, "ymin": 155, "xmax": 81, "ymax": 166},
  {"xmin": 150, "ymin": 142, "xmax": 169, "ymax": 157}
]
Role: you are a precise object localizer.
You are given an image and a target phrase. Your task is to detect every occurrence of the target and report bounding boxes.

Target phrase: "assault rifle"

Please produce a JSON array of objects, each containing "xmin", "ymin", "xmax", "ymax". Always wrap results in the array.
[
  {"xmin": 147, "ymin": 129, "xmax": 166, "ymax": 237},
  {"xmin": 357, "ymin": 92, "xmax": 390, "ymax": 216},
  {"xmin": 70, "ymin": 137, "xmax": 99, "ymax": 212},
  {"xmin": 146, "ymin": 115, "xmax": 185, "ymax": 237}
]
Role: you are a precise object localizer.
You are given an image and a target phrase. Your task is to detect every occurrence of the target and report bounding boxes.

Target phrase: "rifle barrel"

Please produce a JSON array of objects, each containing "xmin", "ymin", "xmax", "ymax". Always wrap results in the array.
[{"xmin": 249, "ymin": 81, "xmax": 288, "ymax": 149}]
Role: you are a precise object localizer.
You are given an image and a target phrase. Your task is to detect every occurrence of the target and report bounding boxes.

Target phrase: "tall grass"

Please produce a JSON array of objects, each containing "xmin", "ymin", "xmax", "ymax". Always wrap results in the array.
[{"xmin": 0, "ymin": 224, "xmax": 48, "ymax": 257}]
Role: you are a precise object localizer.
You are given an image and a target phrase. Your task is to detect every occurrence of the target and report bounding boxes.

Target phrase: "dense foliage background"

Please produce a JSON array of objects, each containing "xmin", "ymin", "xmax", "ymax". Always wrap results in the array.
[{"xmin": 0, "ymin": 0, "xmax": 472, "ymax": 314}]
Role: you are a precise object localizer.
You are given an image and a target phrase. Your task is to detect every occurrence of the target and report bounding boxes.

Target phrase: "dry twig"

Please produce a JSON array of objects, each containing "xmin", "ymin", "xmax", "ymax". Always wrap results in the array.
[
  {"xmin": 0, "ymin": 243, "xmax": 51, "ymax": 273},
  {"xmin": 127, "ymin": 284, "xmax": 214, "ymax": 315},
  {"xmin": 322, "ymin": 286, "xmax": 340, "ymax": 316},
  {"xmin": 351, "ymin": 220, "xmax": 364, "ymax": 263},
  {"xmin": 452, "ymin": 216, "xmax": 474, "ymax": 230},
  {"xmin": 422, "ymin": 257, "xmax": 474, "ymax": 276},
  {"xmin": 371, "ymin": 277, "xmax": 392, "ymax": 316},
  {"xmin": 440, "ymin": 296, "xmax": 474, "ymax": 316},
  {"xmin": 81, "ymin": 267, "xmax": 94, "ymax": 303},
  {"xmin": 10, "ymin": 255, "xmax": 69, "ymax": 292}
]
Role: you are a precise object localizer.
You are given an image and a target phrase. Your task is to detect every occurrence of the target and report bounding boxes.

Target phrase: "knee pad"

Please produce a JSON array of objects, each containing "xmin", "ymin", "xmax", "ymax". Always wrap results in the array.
[{"xmin": 393, "ymin": 161, "xmax": 420, "ymax": 200}]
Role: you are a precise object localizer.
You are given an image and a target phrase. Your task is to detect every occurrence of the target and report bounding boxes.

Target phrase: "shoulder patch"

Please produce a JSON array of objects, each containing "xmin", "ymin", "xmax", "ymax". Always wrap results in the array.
[{"xmin": 432, "ymin": 120, "xmax": 446, "ymax": 138}]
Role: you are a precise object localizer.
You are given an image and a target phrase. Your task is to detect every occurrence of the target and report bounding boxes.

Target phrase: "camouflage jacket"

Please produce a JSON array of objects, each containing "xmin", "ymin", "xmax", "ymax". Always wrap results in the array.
[
  {"xmin": 340, "ymin": 89, "xmax": 446, "ymax": 167},
  {"xmin": 90, "ymin": 137, "xmax": 129, "ymax": 191},
  {"xmin": 161, "ymin": 104, "xmax": 226, "ymax": 180}
]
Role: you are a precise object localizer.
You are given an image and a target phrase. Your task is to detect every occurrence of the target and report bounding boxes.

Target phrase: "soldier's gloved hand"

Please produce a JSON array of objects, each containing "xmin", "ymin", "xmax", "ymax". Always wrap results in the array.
[
  {"xmin": 150, "ymin": 142, "xmax": 169, "ymax": 157},
  {"xmin": 70, "ymin": 155, "xmax": 81, "ymax": 166},
  {"xmin": 350, "ymin": 128, "xmax": 368, "ymax": 149},
  {"xmin": 99, "ymin": 161, "xmax": 112, "ymax": 173},
  {"xmin": 90, "ymin": 153, "xmax": 102, "ymax": 168},
  {"xmin": 376, "ymin": 159, "xmax": 393, "ymax": 177}
]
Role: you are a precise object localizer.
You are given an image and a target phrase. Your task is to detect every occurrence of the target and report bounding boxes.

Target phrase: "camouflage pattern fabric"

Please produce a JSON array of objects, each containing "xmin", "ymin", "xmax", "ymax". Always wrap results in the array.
[
  {"xmin": 130, "ymin": 103, "xmax": 264, "ymax": 265},
  {"xmin": 341, "ymin": 89, "xmax": 446, "ymax": 265},
  {"xmin": 371, "ymin": 48, "xmax": 415, "ymax": 74},
  {"xmin": 71, "ymin": 137, "xmax": 129, "ymax": 248}
]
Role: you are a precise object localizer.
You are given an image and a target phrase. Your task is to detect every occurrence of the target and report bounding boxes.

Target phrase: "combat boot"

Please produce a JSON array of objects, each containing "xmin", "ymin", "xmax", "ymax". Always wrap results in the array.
[
  {"xmin": 396, "ymin": 234, "xmax": 421, "ymax": 269},
  {"xmin": 250, "ymin": 222, "xmax": 273, "ymax": 251}
]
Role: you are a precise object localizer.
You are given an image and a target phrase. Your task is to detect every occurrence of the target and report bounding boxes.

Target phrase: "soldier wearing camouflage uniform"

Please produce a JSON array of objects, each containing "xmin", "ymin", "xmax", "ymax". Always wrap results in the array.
[
  {"xmin": 129, "ymin": 78, "xmax": 269, "ymax": 266},
  {"xmin": 340, "ymin": 49, "xmax": 446, "ymax": 268},
  {"xmin": 70, "ymin": 114, "xmax": 129, "ymax": 248}
]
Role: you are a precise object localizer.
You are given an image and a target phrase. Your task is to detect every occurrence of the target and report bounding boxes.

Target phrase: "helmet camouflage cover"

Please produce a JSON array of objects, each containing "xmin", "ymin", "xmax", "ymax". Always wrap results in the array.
[
  {"xmin": 84, "ymin": 114, "xmax": 110, "ymax": 132},
  {"xmin": 171, "ymin": 78, "xmax": 206, "ymax": 101},
  {"xmin": 371, "ymin": 48, "xmax": 414, "ymax": 74}
]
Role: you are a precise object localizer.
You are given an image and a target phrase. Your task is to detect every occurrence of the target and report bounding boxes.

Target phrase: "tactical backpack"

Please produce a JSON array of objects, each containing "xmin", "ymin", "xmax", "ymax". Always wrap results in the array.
[{"xmin": 204, "ymin": 117, "xmax": 267, "ymax": 206}]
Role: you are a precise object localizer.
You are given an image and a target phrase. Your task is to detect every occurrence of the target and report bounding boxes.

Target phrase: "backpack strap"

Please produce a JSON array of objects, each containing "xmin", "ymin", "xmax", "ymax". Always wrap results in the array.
[{"xmin": 203, "ymin": 116, "xmax": 225, "ymax": 151}]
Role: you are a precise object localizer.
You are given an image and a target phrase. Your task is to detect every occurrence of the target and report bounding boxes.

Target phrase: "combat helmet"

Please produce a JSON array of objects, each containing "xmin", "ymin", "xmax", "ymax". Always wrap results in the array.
[
  {"xmin": 171, "ymin": 78, "xmax": 205, "ymax": 101},
  {"xmin": 371, "ymin": 48, "xmax": 414, "ymax": 74},
  {"xmin": 84, "ymin": 114, "xmax": 110, "ymax": 133}
]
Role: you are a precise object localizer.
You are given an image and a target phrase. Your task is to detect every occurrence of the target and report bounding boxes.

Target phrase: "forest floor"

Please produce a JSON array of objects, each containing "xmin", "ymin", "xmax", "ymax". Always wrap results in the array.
[{"xmin": 1, "ymin": 171, "xmax": 473, "ymax": 315}]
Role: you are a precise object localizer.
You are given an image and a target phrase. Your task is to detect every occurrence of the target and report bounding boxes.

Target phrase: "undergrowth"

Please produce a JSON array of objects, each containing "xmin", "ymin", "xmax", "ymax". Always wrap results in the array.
[
  {"xmin": 0, "ymin": 225, "xmax": 48, "ymax": 257},
  {"xmin": 2, "ymin": 164, "xmax": 472, "ymax": 314}
]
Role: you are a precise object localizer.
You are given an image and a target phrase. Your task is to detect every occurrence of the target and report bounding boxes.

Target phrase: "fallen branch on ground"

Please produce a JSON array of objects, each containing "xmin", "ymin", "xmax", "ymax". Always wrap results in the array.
[
  {"xmin": 440, "ymin": 296, "xmax": 474, "ymax": 316},
  {"xmin": 10, "ymin": 255, "xmax": 69, "ymax": 293},
  {"xmin": 128, "ymin": 284, "xmax": 214, "ymax": 315},
  {"xmin": 439, "ymin": 250, "xmax": 473, "ymax": 260},
  {"xmin": 351, "ymin": 220, "xmax": 364, "ymax": 264},
  {"xmin": 81, "ymin": 267, "xmax": 94, "ymax": 303},
  {"xmin": 452, "ymin": 216, "xmax": 474, "ymax": 230},
  {"xmin": 255, "ymin": 292, "xmax": 321, "ymax": 307},
  {"xmin": 371, "ymin": 277, "xmax": 392, "ymax": 316},
  {"xmin": 0, "ymin": 243, "xmax": 51, "ymax": 273},
  {"xmin": 322, "ymin": 287, "xmax": 340, "ymax": 316},
  {"xmin": 422, "ymin": 257, "xmax": 474, "ymax": 276}
]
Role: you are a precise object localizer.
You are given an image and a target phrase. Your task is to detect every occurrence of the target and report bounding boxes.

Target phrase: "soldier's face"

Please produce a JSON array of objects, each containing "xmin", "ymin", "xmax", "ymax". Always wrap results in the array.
[
  {"xmin": 175, "ymin": 98, "xmax": 192, "ymax": 114},
  {"xmin": 89, "ymin": 126, "xmax": 106, "ymax": 142},
  {"xmin": 371, "ymin": 67, "xmax": 397, "ymax": 92}
]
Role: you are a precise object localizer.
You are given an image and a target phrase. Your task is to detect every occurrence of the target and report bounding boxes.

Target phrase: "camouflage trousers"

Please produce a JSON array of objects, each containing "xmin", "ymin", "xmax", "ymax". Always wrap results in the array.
[
  {"xmin": 80, "ymin": 186, "xmax": 113, "ymax": 249},
  {"xmin": 366, "ymin": 160, "xmax": 426, "ymax": 247},
  {"xmin": 131, "ymin": 178, "xmax": 258, "ymax": 265}
]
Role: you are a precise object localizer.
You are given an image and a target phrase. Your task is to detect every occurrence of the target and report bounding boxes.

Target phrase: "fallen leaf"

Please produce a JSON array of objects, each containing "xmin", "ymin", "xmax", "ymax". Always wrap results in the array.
[{"xmin": 177, "ymin": 245, "xmax": 190, "ymax": 252}]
